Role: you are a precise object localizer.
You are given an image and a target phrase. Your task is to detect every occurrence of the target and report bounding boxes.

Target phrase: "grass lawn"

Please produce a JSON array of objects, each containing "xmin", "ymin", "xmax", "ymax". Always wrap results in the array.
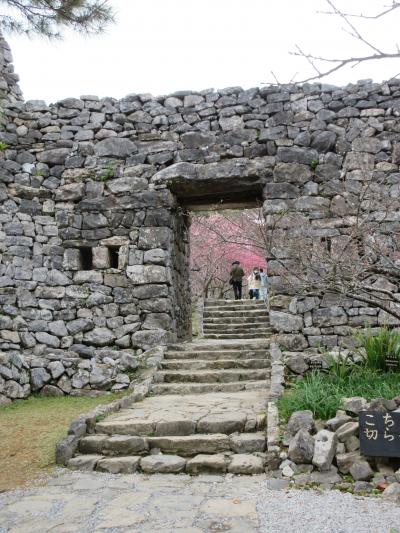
[
  {"xmin": 278, "ymin": 370, "xmax": 400, "ymax": 421},
  {"xmin": 0, "ymin": 393, "xmax": 124, "ymax": 491}
]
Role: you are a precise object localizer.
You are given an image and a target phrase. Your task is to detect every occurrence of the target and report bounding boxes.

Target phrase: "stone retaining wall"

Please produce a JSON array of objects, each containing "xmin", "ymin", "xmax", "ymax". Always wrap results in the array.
[{"xmin": 1, "ymin": 32, "xmax": 400, "ymax": 391}]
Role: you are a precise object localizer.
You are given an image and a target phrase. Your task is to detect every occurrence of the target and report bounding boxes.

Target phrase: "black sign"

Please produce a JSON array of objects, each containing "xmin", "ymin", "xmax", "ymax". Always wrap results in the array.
[
  {"xmin": 359, "ymin": 411, "xmax": 400, "ymax": 457},
  {"xmin": 385, "ymin": 356, "xmax": 400, "ymax": 371},
  {"xmin": 308, "ymin": 359, "xmax": 323, "ymax": 371}
]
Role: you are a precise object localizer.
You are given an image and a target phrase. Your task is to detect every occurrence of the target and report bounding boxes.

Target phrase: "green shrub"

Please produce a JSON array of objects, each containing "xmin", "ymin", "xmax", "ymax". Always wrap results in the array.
[
  {"xmin": 323, "ymin": 348, "xmax": 353, "ymax": 379},
  {"xmin": 278, "ymin": 369, "xmax": 400, "ymax": 421},
  {"xmin": 354, "ymin": 326, "xmax": 400, "ymax": 371}
]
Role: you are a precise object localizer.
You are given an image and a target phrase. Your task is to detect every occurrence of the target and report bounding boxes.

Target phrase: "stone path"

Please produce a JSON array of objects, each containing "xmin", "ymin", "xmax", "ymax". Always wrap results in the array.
[
  {"xmin": 70, "ymin": 299, "xmax": 273, "ymax": 475},
  {"xmin": 0, "ymin": 471, "xmax": 399, "ymax": 533}
]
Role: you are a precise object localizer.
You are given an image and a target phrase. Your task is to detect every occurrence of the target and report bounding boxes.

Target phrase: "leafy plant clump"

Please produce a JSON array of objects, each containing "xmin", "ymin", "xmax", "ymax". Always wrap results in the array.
[
  {"xmin": 278, "ymin": 369, "xmax": 400, "ymax": 421},
  {"xmin": 0, "ymin": 141, "xmax": 8, "ymax": 151},
  {"xmin": 355, "ymin": 326, "xmax": 400, "ymax": 371}
]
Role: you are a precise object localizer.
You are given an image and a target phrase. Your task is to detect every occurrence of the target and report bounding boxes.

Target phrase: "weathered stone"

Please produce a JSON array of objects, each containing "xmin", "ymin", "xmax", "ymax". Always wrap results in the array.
[
  {"xmin": 270, "ymin": 311, "xmax": 303, "ymax": 332},
  {"xmin": 186, "ymin": 454, "xmax": 227, "ymax": 474},
  {"xmin": 287, "ymin": 410, "xmax": 314, "ymax": 436},
  {"xmin": 335, "ymin": 421, "xmax": 359, "ymax": 442},
  {"xmin": 228, "ymin": 454, "xmax": 264, "ymax": 474},
  {"xmin": 140, "ymin": 454, "xmax": 186, "ymax": 473},
  {"xmin": 229, "ymin": 433, "xmax": 266, "ymax": 453},
  {"xmin": 312, "ymin": 430, "xmax": 337, "ymax": 471},
  {"xmin": 336, "ymin": 452, "xmax": 361, "ymax": 474},
  {"xmin": 349, "ymin": 460, "xmax": 374, "ymax": 481},
  {"xmin": 288, "ymin": 429, "xmax": 314, "ymax": 464},
  {"xmin": 68, "ymin": 454, "xmax": 102, "ymax": 471},
  {"xmin": 94, "ymin": 137, "xmax": 136, "ymax": 157},
  {"xmin": 382, "ymin": 482, "xmax": 400, "ymax": 503},
  {"xmin": 83, "ymin": 328, "xmax": 116, "ymax": 347},
  {"xmin": 341, "ymin": 397, "xmax": 368, "ymax": 415},
  {"xmin": 30, "ymin": 367, "xmax": 51, "ymax": 391},
  {"xmin": 96, "ymin": 456, "xmax": 140, "ymax": 474}
]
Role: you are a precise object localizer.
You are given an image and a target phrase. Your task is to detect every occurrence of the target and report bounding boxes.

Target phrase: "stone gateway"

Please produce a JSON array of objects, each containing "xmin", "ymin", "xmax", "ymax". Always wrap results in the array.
[{"xmin": 1, "ymin": 31, "xmax": 400, "ymax": 400}]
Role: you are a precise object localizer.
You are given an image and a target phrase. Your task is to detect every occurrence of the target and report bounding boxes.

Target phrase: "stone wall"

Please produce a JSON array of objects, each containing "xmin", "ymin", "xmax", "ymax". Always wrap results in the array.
[
  {"xmin": 1, "ymin": 31, "xmax": 400, "ymax": 390},
  {"xmin": 0, "ymin": 32, "xmax": 22, "ymax": 113}
]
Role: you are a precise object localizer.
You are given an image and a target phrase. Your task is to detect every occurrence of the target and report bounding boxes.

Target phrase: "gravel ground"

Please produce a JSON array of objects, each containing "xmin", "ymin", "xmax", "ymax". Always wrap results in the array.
[
  {"xmin": 0, "ymin": 471, "xmax": 399, "ymax": 533},
  {"xmin": 257, "ymin": 488, "xmax": 400, "ymax": 533}
]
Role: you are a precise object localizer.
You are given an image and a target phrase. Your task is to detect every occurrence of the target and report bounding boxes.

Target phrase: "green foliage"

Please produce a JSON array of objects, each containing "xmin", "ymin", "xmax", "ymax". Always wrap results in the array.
[
  {"xmin": 0, "ymin": 0, "xmax": 115, "ymax": 39},
  {"xmin": 100, "ymin": 161, "xmax": 116, "ymax": 182},
  {"xmin": 323, "ymin": 348, "xmax": 352, "ymax": 379},
  {"xmin": 278, "ymin": 369, "xmax": 400, "ymax": 420},
  {"xmin": 354, "ymin": 326, "xmax": 400, "ymax": 371},
  {"xmin": 0, "ymin": 141, "xmax": 8, "ymax": 151},
  {"xmin": 310, "ymin": 158, "xmax": 319, "ymax": 170}
]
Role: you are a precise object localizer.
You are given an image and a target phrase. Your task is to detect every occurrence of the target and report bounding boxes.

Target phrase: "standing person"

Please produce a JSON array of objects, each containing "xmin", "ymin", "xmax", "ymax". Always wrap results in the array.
[
  {"xmin": 259, "ymin": 267, "xmax": 268, "ymax": 305},
  {"xmin": 229, "ymin": 260, "xmax": 245, "ymax": 300},
  {"xmin": 247, "ymin": 267, "xmax": 261, "ymax": 300}
]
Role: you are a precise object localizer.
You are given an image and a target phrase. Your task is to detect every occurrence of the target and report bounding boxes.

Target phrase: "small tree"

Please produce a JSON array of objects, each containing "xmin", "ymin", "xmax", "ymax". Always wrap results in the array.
[
  {"xmin": 265, "ymin": 174, "xmax": 400, "ymax": 321},
  {"xmin": 0, "ymin": 0, "xmax": 114, "ymax": 38}
]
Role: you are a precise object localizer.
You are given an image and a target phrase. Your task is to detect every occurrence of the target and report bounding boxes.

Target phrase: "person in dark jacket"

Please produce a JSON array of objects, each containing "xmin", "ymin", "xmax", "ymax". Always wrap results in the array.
[{"xmin": 229, "ymin": 260, "xmax": 245, "ymax": 300}]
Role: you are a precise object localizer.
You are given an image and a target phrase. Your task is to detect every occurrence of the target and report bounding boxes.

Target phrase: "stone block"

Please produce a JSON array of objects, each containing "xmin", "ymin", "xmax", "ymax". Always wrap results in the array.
[
  {"xmin": 270, "ymin": 311, "xmax": 303, "ymax": 332},
  {"xmin": 92, "ymin": 247, "xmax": 111, "ymax": 269},
  {"xmin": 140, "ymin": 454, "xmax": 186, "ymax": 473},
  {"xmin": 126, "ymin": 265, "xmax": 169, "ymax": 284},
  {"xmin": 312, "ymin": 430, "xmax": 337, "ymax": 471},
  {"xmin": 186, "ymin": 454, "xmax": 227, "ymax": 474},
  {"xmin": 68, "ymin": 454, "xmax": 102, "ymax": 471},
  {"xmin": 96, "ymin": 456, "xmax": 140, "ymax": 474},
  {"xmin": 288, "ymin": 429, "xmax": 314, "ymax": 464},
  {"xmin": 228, "ymin": 454, "xmax": 264, "ymax": 474}
]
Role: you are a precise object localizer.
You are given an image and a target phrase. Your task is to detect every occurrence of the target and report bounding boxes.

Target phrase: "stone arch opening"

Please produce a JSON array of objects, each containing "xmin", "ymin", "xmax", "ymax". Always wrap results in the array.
[{"xmin": 159, "ymin": 168, "xmax": 269, "ymax": 342}]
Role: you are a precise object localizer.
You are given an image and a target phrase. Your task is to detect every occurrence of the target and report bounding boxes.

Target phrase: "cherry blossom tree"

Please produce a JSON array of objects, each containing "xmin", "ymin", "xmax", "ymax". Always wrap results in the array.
[{"xmin": 190, "ymin": 210, "xmax": 266, "ymax": 299}]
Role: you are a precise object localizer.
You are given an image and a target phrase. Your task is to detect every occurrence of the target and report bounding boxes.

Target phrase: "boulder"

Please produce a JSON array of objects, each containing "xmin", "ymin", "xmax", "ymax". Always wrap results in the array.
[
  {"xmin": 335, "ymin": 421, "xmax": 359, "ymax": 442},
  {"xmin": 312, "ymin": 430, "xmax": 337, "ymax": 471},
  {"xmin": 336, "ymin": 452, "xmax": 361, "ymax": 474},
  {"xmin": 30, "ymin": 367, "xmax": 51, "ymax": 391},
  {"xmin": 382, "ymin": 482, "xmax": 400, "ymax": 503},
  {"xmin": 349, "ymin": 460, "xmax": 374, "ymax": 481},
  {"xmin": 287, "ymin": 410, "xmax": 314, "ymax": 436},
  {"xmin": 341, "ymin": 397, "xmax": 368, "ymax": 415},
  {"xmin": 288, "ymin": 429, "xmax": 315, "ymax": 464}
]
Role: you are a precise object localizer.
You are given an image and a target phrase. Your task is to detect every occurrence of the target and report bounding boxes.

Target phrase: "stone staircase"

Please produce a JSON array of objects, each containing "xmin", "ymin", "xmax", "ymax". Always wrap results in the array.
[
  {"xmin": 68, "ymin": 299, "xmax": 273, "ymax": 475},
  {"xmin": 202, "ymin": 299, "xmax": 272, "ymax": 339}
]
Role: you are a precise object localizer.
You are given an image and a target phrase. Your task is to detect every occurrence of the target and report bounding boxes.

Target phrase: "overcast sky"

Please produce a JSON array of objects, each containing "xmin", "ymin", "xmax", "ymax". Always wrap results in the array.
[{"xmin": 6, "ymin": 0, "xmax": 400, "ymax": 103}]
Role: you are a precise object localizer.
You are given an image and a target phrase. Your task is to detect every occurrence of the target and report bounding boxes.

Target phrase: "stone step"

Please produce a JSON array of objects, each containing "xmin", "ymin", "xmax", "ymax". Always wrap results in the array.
[
  {"xmin": 203, "ymin": 305, "xmax": 268, "ymax": 316},
  {"xmin": 167, "ymin": 340, "xmax": 270, "ymax": 352},
  {"xmin": 203, "ymin": 310, "xmax": 268, "ymax": 318},
  {"xmin": 204, "ymin": 299, "xmax": 265, "ymax": 307},
  {"xmin": 155, "ymin": 368, "xmax": 270, "ymax": 384},
  {"xmin": 165, "ymin": 349, "xmax": 269, "ymax": 360},
  {"xmin": 68, "ymin": 451, "xmax": 266, "ymax": 474},
  {"xmin": 203, "ymin": 333, "xmax": 272, "ymax": 339},
  {"xmin": 203, "ymin": 322, "xmax": 272, "ymax": 333},
  {"xmin": 95, "ymin": 416, "xmax": 266, "ymax": 438},
  {"xmin": 150, "ymin": 379, "xmax": 270, "ymax": 395},
  {"xmin": 161, "ymin": 358, "xmax": 270, "ymax": 370},
  {"xmin": 203, "ymin": 316, "xmax": 269, "ymax": 324}
]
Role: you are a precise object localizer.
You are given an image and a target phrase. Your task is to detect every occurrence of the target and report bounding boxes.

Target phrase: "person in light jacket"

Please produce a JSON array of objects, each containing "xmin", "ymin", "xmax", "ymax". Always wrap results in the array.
[
  {"xmin": 247, "ymin": 267, "xmax": 261, "ymax": 299},
  {"xmin": 259, "ymin": 267, "xmax": 268, "ymax": 304}
]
